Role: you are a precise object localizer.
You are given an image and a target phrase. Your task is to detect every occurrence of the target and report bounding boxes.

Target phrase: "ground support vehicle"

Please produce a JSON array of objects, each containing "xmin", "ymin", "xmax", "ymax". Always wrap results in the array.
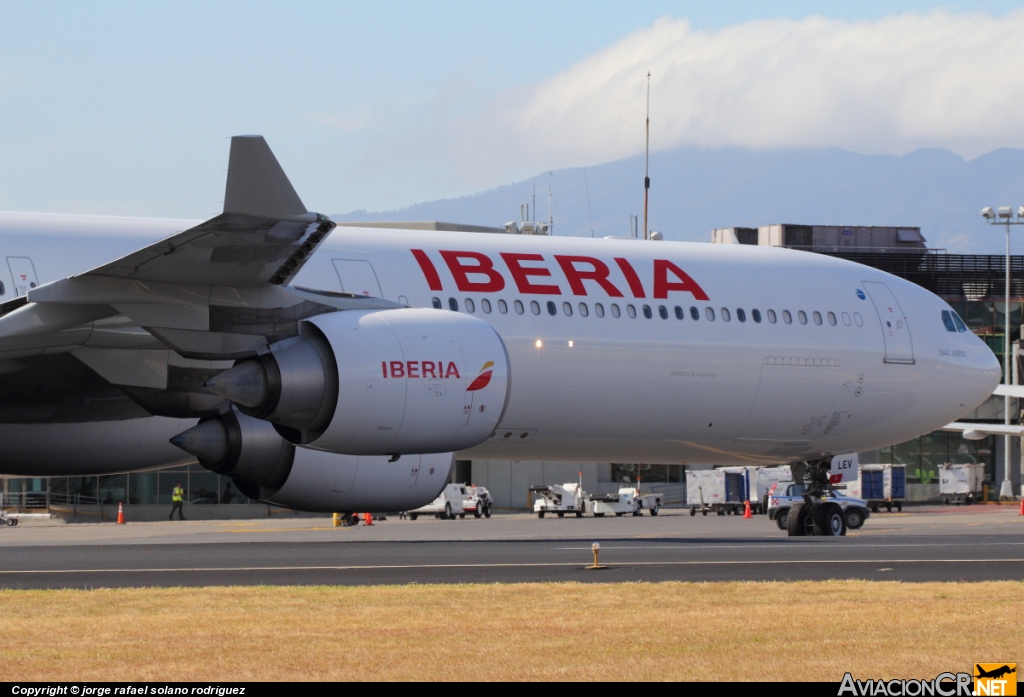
[
  {"xmin": 407, "ymin": 484, "xmax": 468, "ymax": 520},
  {"xmin": 531, "ymin": 482, "xmax": 587, "ymax": 518},
  {"xmin": 465, "ymin": 486, "xmax": 493, "ymax": 518},
  {"xmin": 767, "ymin": 483, "xmax": 870, "ymax": 534},
  {"xmin": 687, "ymin": 467, "xmax": 780, "ymax": 516},
  {"xmin": 718, "ymin": 467, "xmax": 752, "ymax": 515},
  {"xmin": 0, "ymin": 510, "xmax": 53, "ymax": 527},
  {"xmin": 752, "ymin": 466, "xmax": 793, "ymax": 513},
  {"xmin": 686, "ymin": 469, "xmax": 725, "ymax": 515},
  {"xmin": 938, "ymin": 463, "xmax": 985, "ymax": 505},
  {"xmin": 590, "ymin": 487, "xmax": 662, "ymax": 517},
  {"xmin": 846, "ymin": 464, "xmax": 906, "ymax": 512}
]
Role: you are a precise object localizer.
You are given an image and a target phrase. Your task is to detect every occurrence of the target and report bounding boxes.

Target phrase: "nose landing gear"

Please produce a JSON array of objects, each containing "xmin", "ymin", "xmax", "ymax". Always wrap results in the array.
[{"xmin": 786, "ymin": 459, "xmax": 848, "ymax": 537}]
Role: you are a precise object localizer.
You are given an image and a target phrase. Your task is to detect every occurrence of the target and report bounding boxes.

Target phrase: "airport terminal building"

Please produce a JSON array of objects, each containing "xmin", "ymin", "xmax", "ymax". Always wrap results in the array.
[{"xmin": 1, "ymin": 223, "xmax": 1018, "ymax": 513}]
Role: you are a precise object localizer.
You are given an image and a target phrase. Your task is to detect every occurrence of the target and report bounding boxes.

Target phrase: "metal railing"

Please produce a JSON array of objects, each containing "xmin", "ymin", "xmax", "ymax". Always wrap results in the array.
[{"xmin": 0, "ymin": 491, "xmax": 103, "ymax": 509}]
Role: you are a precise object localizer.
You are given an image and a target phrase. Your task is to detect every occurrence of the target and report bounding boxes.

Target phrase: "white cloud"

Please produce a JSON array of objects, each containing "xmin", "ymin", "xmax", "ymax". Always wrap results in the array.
[{"xmin": 360, "ymin": 10, "xmax": 1024, "ymax": 199}]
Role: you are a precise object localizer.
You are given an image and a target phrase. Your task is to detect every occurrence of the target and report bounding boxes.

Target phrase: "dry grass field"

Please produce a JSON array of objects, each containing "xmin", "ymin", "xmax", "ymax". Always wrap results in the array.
[{"xmin": 0, "ymin": 581, "xmax": 1020, "ymax": 681}]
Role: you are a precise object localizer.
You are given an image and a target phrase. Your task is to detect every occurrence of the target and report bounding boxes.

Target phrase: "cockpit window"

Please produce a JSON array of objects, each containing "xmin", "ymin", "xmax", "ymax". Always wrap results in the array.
[
  {"xmin": 941, "ymin": 310, "xmax": 957, "ymax": 332},
  {"xmin": 952, "ymin": 311, "xmax": 968, "ymax": 333}
]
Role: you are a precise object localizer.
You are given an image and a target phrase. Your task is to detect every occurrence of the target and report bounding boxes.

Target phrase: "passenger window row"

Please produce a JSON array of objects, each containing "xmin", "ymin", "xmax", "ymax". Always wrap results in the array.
[{"xmin": 432, "ymin": 297, "xmax": 865, "ymax": 328}]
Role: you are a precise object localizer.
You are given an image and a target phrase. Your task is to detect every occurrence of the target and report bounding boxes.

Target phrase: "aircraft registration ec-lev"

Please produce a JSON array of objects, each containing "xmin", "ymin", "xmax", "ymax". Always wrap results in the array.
[{"xmin": 0, "ymin": 137, "xmax": 1003, "ymax": 528}]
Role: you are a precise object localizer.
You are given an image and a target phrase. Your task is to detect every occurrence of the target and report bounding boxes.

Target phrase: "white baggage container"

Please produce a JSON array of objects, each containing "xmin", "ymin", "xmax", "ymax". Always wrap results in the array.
[
  {"xmin": 689, "ymin": 466, "xmax": 791, "ymax": 515},
  {"xmin": 717, "ymin": 466, "xmax": 752, "ymax": 509},
  {"xmin": 857, "ymin": 464, "xmax": 907, "ymax": 512},
  {"xmin": 938, "ymin": 463, "xmax": 985, "ymax": 504},
  {"xmin": 686, "ymin": 469, "xmax": 725, "ymax": 516},
  {"xmin": 752, "ymin": 466, "xmax": 792, "ymax": 513}
]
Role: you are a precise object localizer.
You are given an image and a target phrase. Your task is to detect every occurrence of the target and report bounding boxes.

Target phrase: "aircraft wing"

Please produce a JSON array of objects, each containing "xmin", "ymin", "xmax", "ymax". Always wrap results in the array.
[
  {"xmin": 0, "ymin": 136, "xmax": 394, "ymax": 418},
  {"xmin": 69, "ymin": 136, "xmax": 328, "ymax": 288}
]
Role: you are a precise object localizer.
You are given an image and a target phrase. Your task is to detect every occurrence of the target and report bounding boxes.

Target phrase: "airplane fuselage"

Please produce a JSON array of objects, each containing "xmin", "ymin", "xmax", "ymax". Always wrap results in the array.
[{"xmin": 0, "ymin": 211, "xmax": 1001, "ymax": 473}]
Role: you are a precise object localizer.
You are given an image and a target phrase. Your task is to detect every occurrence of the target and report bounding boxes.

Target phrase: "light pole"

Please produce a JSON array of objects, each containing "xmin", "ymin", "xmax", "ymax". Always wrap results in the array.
[{"xmin": 980, "ymin": 205, "xmax": 1024, "ymax": 499}]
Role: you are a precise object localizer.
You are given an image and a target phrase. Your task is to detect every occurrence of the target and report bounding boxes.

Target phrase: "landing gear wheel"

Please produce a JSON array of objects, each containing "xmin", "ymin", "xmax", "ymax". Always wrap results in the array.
[
  {"xmin": 702, "ymin": 510, "xmax": 708, "ymax": 516},
  {"xmin": 409, "ymin": 513, "xmax": 418, "ymax": 521},
  {"xmin": 690, "ymin": 508, "xmax": 696, "ymax": 517},
  {"xmin": 716, "ymin": 509, "xmax": 724, "ymax": 516},
  {"xmin": 776, "ymin": 511, "xmax": 789, "ymax": 531},
  {"xmin": 557, "ymin": 512, "xmax": 564, "ymax": 518},
  {"xmin": 632, "ymin": 510, "xmax": 642, "ymax": 517},
  {"xmin": 537, "ymin": 511, "xmax": 545, "ymax": 519},
  {"xmin": 844, "ymin": 507, "xmax": 865, "ymax": 530},
  {"xmin": 615, "ymin": 512, "xmax": 624, "ymax": 517},
  {"xmin": 786, "ymin": 503, "xmax": 811, "ymax": 537},
  {"xmin": 650, "ymin": 506, "xmax": 659, "ymax": 516},
  {"xmin": 444, "ymin": 503, "xmax": 453, "ymax": 520},
  {"xmin": 813, "ymin": 502, "xmax": 846, "ymax": 537},
  {"xmin": 575, "ymin": 511, "xmax": 583, "ymax": 518}
]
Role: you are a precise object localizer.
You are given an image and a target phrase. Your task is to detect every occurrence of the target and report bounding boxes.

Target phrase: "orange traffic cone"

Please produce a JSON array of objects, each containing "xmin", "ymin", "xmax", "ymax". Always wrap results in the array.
[
  {"xmin": 364, "ymin": 512, "xmax": 373, "ymax": 526},
  {"xmin": 117, "ymin": 502, "xmax": 125, "ymax": 525},
  {"xmin": 743, "ymin": 500, "xmax": 752, "ymax": 519}
]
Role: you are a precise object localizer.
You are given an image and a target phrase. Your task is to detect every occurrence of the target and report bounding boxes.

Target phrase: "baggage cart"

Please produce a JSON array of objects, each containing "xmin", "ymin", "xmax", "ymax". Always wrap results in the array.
[
  {"xmin": 856, "ymin": 464, "xmax": 907, "ymax": 513},
  {"xmin": 0, "ymin": 510, "xmax": 54, "ymax": 527},
  {"xmin": 686, "ymin": 469, "xmax": 724, "ymax": 516},
  {"xmin": 938, "ymin": 463, "xmax": 985, "ymax": 505}
]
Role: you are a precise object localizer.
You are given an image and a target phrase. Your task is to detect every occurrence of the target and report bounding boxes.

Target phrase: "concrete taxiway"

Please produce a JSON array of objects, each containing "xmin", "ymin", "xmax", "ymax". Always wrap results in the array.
[{"xmin": 0, "ymin": 506, "xmax": 1019, "ymax": 589}]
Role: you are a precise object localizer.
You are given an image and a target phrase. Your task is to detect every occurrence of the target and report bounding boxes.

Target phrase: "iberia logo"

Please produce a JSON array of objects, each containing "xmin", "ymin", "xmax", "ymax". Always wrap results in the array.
[{"xmin": 466, "ymin": 362, "xmax": 494, "ymax": 392}]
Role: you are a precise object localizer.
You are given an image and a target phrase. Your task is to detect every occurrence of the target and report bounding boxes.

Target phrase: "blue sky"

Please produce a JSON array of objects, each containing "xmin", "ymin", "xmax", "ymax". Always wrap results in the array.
[{"xmin": 1, "ymin": 1, "xmax": 1023, "ymax": 218}]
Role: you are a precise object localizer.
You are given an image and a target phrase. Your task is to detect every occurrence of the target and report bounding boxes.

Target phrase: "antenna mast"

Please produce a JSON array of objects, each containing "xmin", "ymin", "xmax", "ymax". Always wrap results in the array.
[
  {"xmin": 548, "ymin": 186, "xmax": 553, "ymax": 236},
  {"xmin": 643, "ymin": 71, "xmax": 650, "ymax": 241}
]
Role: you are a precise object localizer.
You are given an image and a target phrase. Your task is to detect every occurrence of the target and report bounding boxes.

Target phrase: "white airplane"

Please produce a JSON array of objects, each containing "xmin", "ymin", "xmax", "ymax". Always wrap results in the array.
[{"xmin": 0, "ymin": 137, "xmax": 1001, "ymax": 535}]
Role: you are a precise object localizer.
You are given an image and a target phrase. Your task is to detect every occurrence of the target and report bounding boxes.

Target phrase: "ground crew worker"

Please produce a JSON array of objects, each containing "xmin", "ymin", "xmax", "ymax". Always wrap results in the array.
[{"xmin": 169, "ymin": 482, "xmax": 185, "ymax": 521}]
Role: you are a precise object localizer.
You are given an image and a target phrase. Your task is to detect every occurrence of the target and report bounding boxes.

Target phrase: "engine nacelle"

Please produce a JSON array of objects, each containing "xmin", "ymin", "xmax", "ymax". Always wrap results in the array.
[
  {"xmin": 170, "ymin": 407, "xmax": 295, "ymax": 498},
  {"xmin": 205, "ymin": 309, "xmax": 509, "ymax": 456},
  {"xmin": 266, "ymin": 449, "xmax": 455, "ymax": 513},
  {"xmin": 169, "ymin": 409, "xmax": 456, "ymax": 511}
]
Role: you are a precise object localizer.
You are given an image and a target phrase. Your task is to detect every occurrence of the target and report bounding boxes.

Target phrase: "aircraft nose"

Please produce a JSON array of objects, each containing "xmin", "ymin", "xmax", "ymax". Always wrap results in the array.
[{"xmin": 969, "ymin": 338, "xmax": 1003, "ymax": 407}]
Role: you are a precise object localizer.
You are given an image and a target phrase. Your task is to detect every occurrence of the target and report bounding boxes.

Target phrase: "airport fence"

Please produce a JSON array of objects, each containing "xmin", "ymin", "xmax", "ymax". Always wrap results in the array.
[{"xmin": 0, "ymin": 491, "xmax": 103, "ymax": 510}]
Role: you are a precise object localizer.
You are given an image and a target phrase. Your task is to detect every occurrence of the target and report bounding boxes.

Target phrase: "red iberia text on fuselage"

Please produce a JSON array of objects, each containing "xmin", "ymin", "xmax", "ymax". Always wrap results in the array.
[
  {"xmin": 382, "ymin": 361, "xmax": 461, "ymax": 379},
  {"xmin": 410, "ymin": 249, "xmax": 709, "ymax": 300}
]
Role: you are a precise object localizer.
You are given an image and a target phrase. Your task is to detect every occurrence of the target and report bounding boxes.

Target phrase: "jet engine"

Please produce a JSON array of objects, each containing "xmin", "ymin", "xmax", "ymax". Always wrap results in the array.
[
  {"xmin": 170, "ymin": 408, "xmax": 455, "ymax": 510},
  {"xmin": 170, "ymin": 407, "xmax": 295, "ymax": 498},
  {"xmin": 204, "ymin": 308, "xmax": 509, "ymax": 456}
]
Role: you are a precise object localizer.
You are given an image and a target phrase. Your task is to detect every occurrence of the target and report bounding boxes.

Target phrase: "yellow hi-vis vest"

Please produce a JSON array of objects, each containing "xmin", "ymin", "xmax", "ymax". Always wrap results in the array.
[{"xmin": 172, "ymin": 487, "xmax": 184, "ymax": 503}]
